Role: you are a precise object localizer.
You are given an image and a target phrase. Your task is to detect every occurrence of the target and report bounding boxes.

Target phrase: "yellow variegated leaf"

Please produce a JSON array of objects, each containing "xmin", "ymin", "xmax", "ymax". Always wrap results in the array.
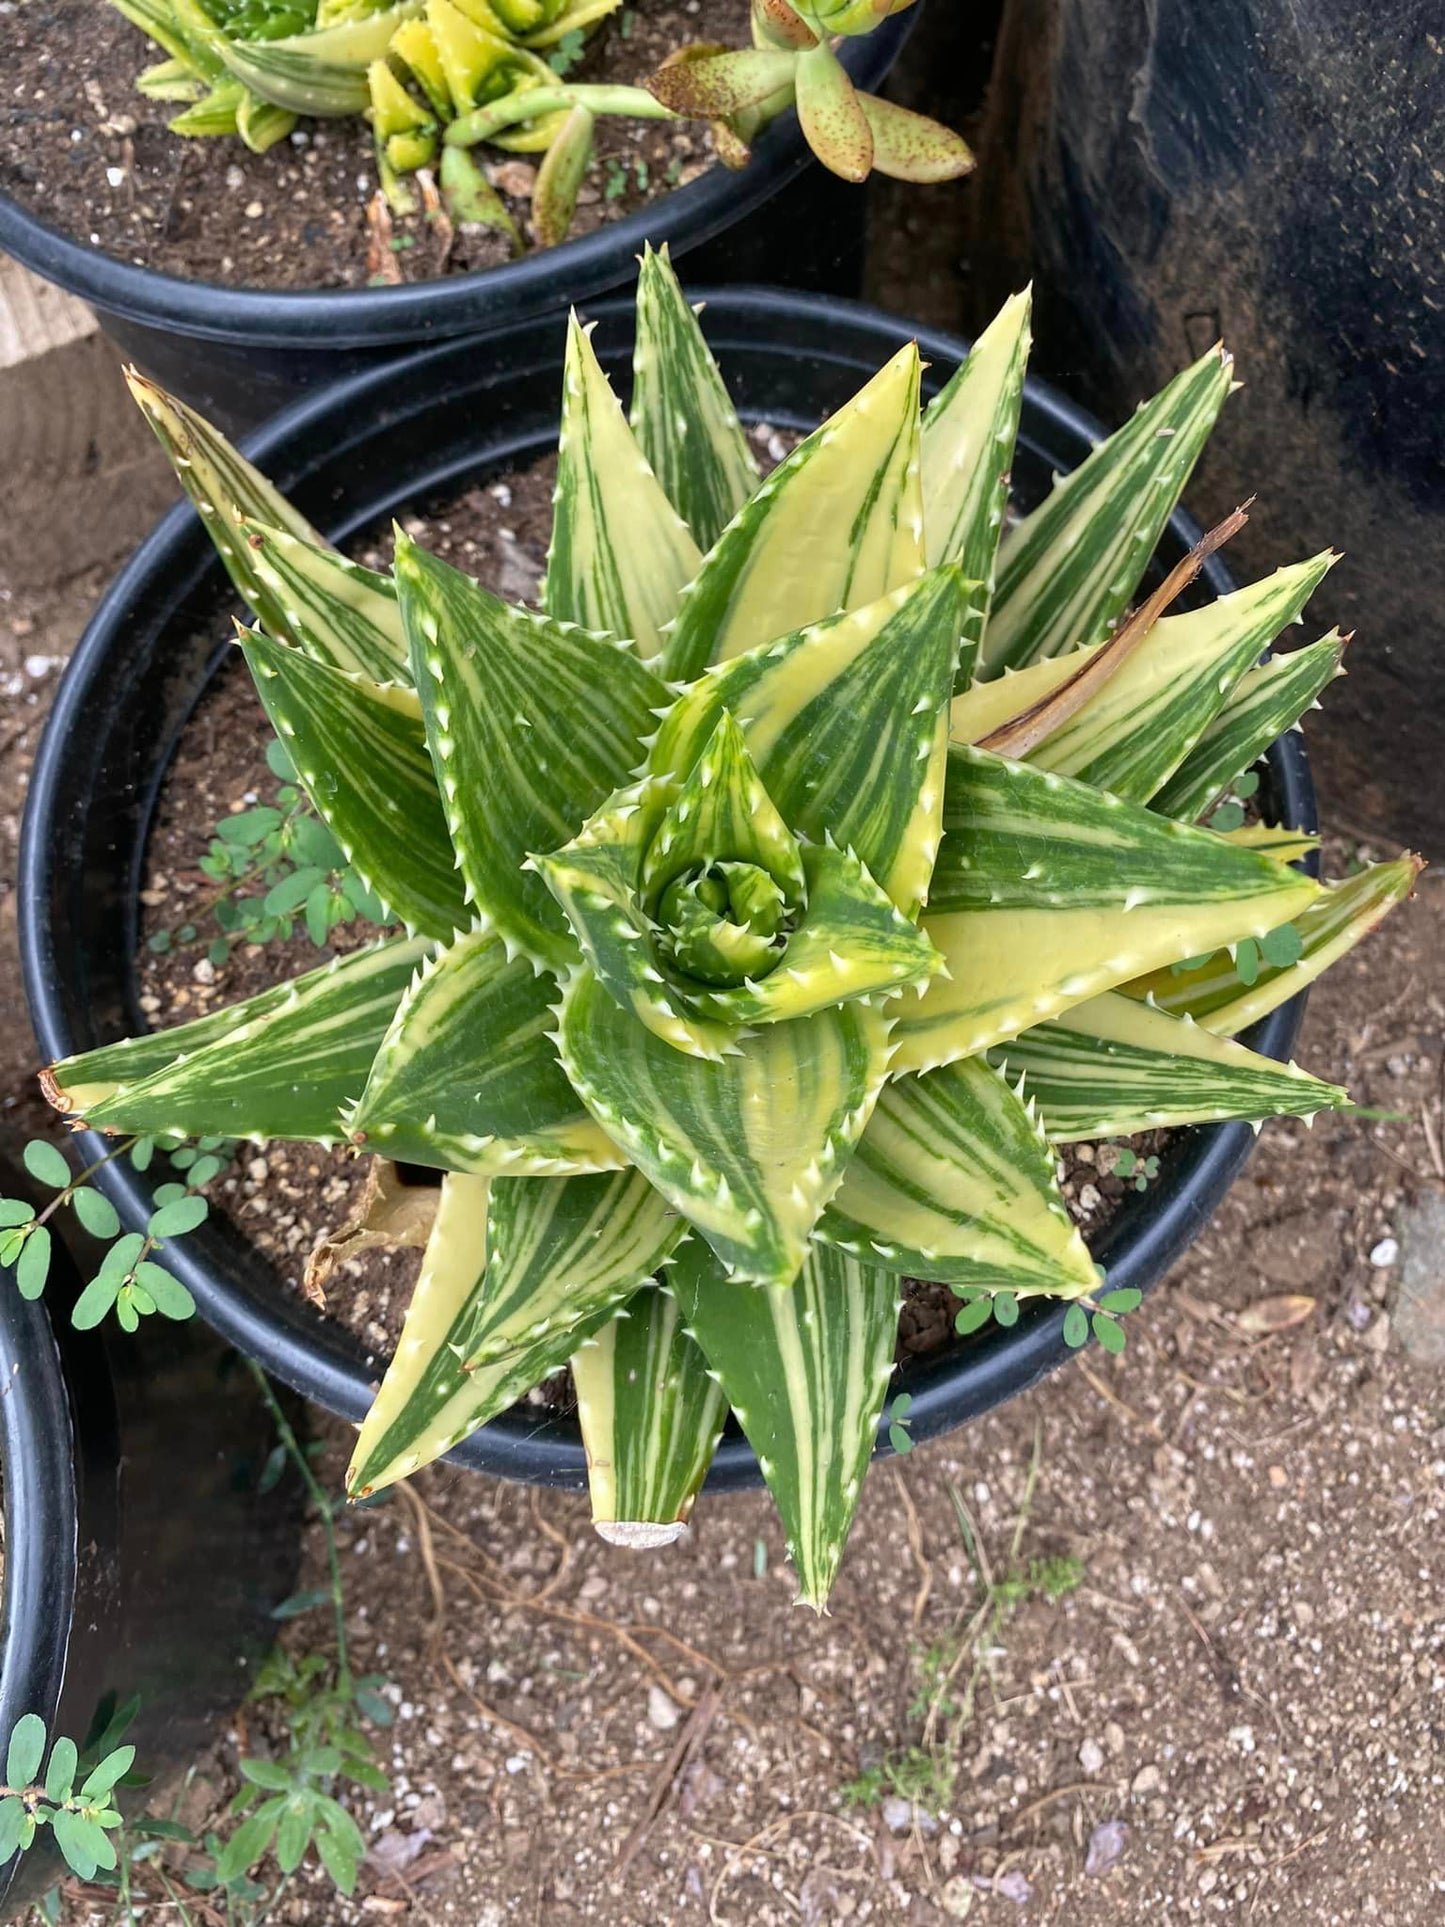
[
  {"xmin": 572, "ymin": 1282, "xmax": 726, "ymax": 1546},
  {"xmin": 892, "ymin": 746, "xmax": 1320, "ymax": 1073},
  {"xmin": 349, "ymin": 926, "xmax": 625, "ymax": 1174},
  {"xmin": 991, "ymin": 990, "xmax": 1348, "ymax": 1141},
  {"xmin": 558, "ymin": 967, "xmax": 891, "ymax": 1286},
  {"xmin": 818, "ymin": 1055, "xmax": 1099, "ymax": 1295},
  {"xmin": 663, "ymin": 343, "xmax": 925, "ymax": 680},
  {"xmin": 543, "ymin": 312, "xmax": 702, "ymax": 658},
  {"xmin": 1222, "ymin": 824, "xmax": 1320, "ymax": 862},
  {"xmin": 217, "ymin": 6, "xmax": 425, "ymax": 116},
  {"xmin": 240, "ymin": 518, "xmax": 411, "ymax": 684}
]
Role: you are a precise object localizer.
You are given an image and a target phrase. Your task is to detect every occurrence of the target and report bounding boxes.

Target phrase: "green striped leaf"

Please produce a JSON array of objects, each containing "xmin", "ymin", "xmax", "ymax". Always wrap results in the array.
[
  {"xmin": 112, "ymin": 0, "xmax": 213, "ymax": 74},
  {"xmin": 397, "ymin": 534, "xmax": 668, "ymax": 967},
  {"xmin": 346, "ymin": 1173, "xmax": 622, "ymax": 1498},
  {"xmin": 572, "ymin": 1282, "xmax": 726, "ymax": 1545},
  {"xmin": 631, "ymin": 243, "xmax": 760, "ymax": 551},
  {"xmin": 460, "ymin": 1169, "xmax": 681, "ymax": 1368},
  {"xmin": 981, "ymin": 344, "xmax": 1234, "ymax": 676},
  {"xmin": 216, "ymin": 7, "xmax": 423, "ymax": 116},
  {"xmin": 349, "ymin": 926, "xmax": 624, "ymax": 1175},
  {"xmin": 662, "ymin": 343, "xmax": 926, "ymax": 682},
  {"xmin": 240, "ymin": 520, "xmax": 410, "ymax": 684},
  {"xmin": 953, "ymin": 554, "xmax": 1335, "ymax": 803},
  {"xmin": 1128, "ymin": 857, "xmax": 1420, "ymax": 1036},
  {"xmin": 652, "ymin": 568, "xmax": 970, "ymax": 918},
  {"xmin": 1151, "ymin": 634, "xmax": 1346, "ymax": 821},
  {"xmin": 52, "ymin": 937, "xmax": 427, "ymax": 1144},
  {"xmin": 990, "ymin": 990, "xmax": 1348, "ymax": 1141},
  {"xmin": 126, "ymin": 371, "xmax": 326, "ymax": 641},
  {"xmin": 669, "ymin": 1237, "xmax": 899, "ymax": 1611},
  {"xmin": 818, "ymin": 1055, "xmax": 1099, "ymax": 1295},
  {"xmin": 892, "ymin": 745, "xmax": 1320, "ymax": 1073},
  {"xmin": 543, "ymin": 311, "xmax": 702, "ymax": 659},
  {"xmin": 558, "ymin": 967, "xmax": 890, "ymax": 1287},
  {"xmin": 1222, "ymin": 823, "xmax": 1320, "ymax": 863},
  {"xmin": 921, "ymin": 287, "xmax": 1030, "ymax": 672},
  {"xmin": 244, "ymin": 633, "xmax": 467, "ymax": 942}
]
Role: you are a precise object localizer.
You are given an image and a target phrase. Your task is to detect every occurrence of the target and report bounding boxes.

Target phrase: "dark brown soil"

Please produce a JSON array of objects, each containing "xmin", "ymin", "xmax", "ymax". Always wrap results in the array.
[{"xmin": 0, "ymin": 0, "xmax": 749, "ymax": 290}]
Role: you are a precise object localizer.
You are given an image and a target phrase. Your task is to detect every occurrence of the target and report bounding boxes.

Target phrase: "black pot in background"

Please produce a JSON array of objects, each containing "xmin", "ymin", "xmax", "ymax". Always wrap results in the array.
[
  {"xmin": 0, "ymin": 20, "xmax": 909, "ymax": 437},
  {"xmin": 0, "ymin": 1151, "xmax": 302, "ymax": 1916},
  {"xmin": 19, "ymin": 286, "xmax": 1315, "ymax": 1496},
  {"xmin": 968, "ymin": 0, "xmax": 1444, "ymax": 855}
]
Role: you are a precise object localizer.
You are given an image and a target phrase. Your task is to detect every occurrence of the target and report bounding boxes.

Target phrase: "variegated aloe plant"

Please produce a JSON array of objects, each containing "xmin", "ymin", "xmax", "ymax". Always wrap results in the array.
[
  {"xmin": 44, "ymin": 251, "xmax": 1415, "ymax": 1609},
  {"xmin": 108, "ymin": 0, "xmax": 969, "ymax": 241}
]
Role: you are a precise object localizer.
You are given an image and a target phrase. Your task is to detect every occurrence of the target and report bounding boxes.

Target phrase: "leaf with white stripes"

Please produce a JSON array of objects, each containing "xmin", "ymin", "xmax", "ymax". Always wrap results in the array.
[
  {"xmin": 670, "ymin": 1237, "xmax": 899, "ymax": 1611},
  {"xmin": 572, "ymin": 1282, "xmax": 726, "ymax": 1545},
  {"xmin": 1127, "ymin": 857, "xmax": 1421, "ymax": 1037},
  {"xmin": 397, "ymin": 534, "xmax": 669, "ymax": 967},
  {"xmin": 953, "ymin": 554, "xmax": 1335, "ymax": 803},
  {"xmin": 349, "ymin": 926, "xmax": 625, "ymax": 1176},
  {"xmin": 49, "ymin": 937, "xmax": 427, "ymax": 1144},
  {"xmin": 891, "ymin": 745, "xmax": 1320, "ymax": 1074},
  {"xmin": 990, "ymin": 990, "xmax": 1348, "ymax": 1141},
  {"xmin": 817, "ymin": 1055, "xmax": 1098, "ymax": 1295},
  {"xmin": 460, "ymin": 1170, "xmax": 683, "ymax": 1369},
  {"xmin": 921, "ymin": 287, "xmax": 1031, "ymax": 671},
  {"xmin": 543, "ymin": 311, "xmax": 702, "ymax": 659},
  {"xmin": 215, "ymin": 7, "xmax": 419, "ymax": 116},
  {"xmin": 1152, "ymin": 634, "xmax": 1346, "ymax": 821},
  {"xmin": 631, "ymin": 243, "xmax": 760, "ymax": 552},
  {"xmin": 243, "ymin": 633, "xmax": 465, "ymax": 941},
  {"xmin": 126, "ymin": 369, "xmax": 326, "ymax": 641},
  {"xmin": 239, "ymin": 519, "xmax": 410, "ymax": 684},
  {"xmin": 651, "ymin": 568, "xmax": 971, "ymax": 919},
  {"xmin": 346, "ymin": 1173, "xmax": 623, "ymax": 1499},
  {"xmin": 558, "ymin": 967, "xmax": 890, "ymax": 1287},
  {"xmin": 662, "ymin": 343, "xmax": 926, "ymax": 681},
  {"xmin": 980, "ymin": 343, "xmax": 1234, "ymax": 677}
]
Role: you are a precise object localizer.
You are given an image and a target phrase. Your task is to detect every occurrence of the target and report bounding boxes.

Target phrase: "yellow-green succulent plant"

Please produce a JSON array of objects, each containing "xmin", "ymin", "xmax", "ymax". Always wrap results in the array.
[{"xmin": 43, "ymin": 251, "xmax": 1415, "ymax": 1608}]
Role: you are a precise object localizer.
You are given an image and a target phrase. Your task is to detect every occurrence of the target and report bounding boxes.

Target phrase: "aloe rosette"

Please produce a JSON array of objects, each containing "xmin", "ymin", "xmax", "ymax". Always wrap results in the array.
[{"xmin": 43, "ymin": 252, "xmax": 1416, "ymax": 1609}]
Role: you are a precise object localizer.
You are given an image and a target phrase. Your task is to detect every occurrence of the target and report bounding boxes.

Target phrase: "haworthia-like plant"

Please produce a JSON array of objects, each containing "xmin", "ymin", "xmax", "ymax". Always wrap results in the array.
[
  {"xmin": 108, "ymin": 0, "xmax": 969, "ymax": 242},
  {"xmin": 44, "ymin": 249, "xmax": 1416, "ymax": 1609}
]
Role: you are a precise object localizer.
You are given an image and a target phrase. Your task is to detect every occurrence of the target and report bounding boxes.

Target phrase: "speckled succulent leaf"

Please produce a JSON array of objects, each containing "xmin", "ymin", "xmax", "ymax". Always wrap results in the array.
[
  {"xmin": 346, "ymin": 1173, "xmax": 624, "ymax": 1497},
  {"xmin": 558, "ymin": 968, "xmax": 890, "ymax": 1286},
  {"xmin": 572, "ymin": 1282, "xmax": 726, "ymax": 1544},
  {"xmin": 243, "ymin": 631, "xmax": 467, "ymax": 941},
  {"xmin": 981, "ymin": 344, "xmax": 1234, "ymax": 678},
  {"xmin": 395, "ymin": 533, "xmax": 669, "ymax": 966},
  {"xmin": 920, "ymin": 289, "xmax": 1029, "ymax": 669},
  {"xmin": 796, "ymin": 0, "xmax": 918, "ymax": 32},
  {"xmin": 669, "ymin": 1237, "xmax": 898, "ymax": 1611},
  {"xmin": 543, "ymin": 313, "xmax": 703, "ymax": 659},
  {"xmin": 238, "ymin": 519, "xmax": 411, "ymax": 684},
  {"xmin": 48, "ymin": 937, "xmax": 427, "ymax": 1144},
  {"xmin": 125, "ymin": 371, "xmax": 326, "ymax": 637},
  {"xmin": 817, "ymin": 1054, "xmax": 1099, "ymax": 1295},
  {"xmin": 751, "ymin": 0, "xmax": 817, "ymax": 50},
  {"xmin": 532, "ymin": 101, "xmax": 594, "ymax": 247},
  {"xmin": 891, "ymin": 746, "xmax": 1321, "ymax": 1074},
  {"xmin": 856, "ymin": 92, "xmax": 973, "ymax": 182},
  {"xmin": 1151, "ymin": 634, "xmax": 1346, "ymax": 822},
  {"xmin": 631, "ymin": 244, "xmax": 761, "ymax": 552},
  {"xmin": 794, "ymin": 42, "xmax": 872, "ymax": 181},
  {"xmin": 662, "ymin": 344, "xmax": 925, "ymax": 681},
  {"xmin": 654, "ymin": 569, "xmax": 967, "ymax": 918},
  {"xmin": 1128, "ymin": 857, "xmax": 1421, "ymax": 1037},
  {"xmin": 989, "ymin": 990, "xmax": 1348, "ymax": 1142},
  {"xmin": 646, "ymin": 46, "xmax": 799, "ymax": 117},
  {"xmin": 349, "ymin": 926, "xmax": 625, "ymax": 1174},
  {"xmin": 215, "ymin": 7, "xmax": 423, "ymax": 116},
  {"xmin": 953, "ymin": 554, "xmax": 1337, "ymax": 803}
]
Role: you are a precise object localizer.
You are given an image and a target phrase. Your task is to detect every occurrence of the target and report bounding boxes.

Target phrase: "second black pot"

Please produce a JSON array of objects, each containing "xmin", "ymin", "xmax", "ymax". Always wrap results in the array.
[{"xmin": 19, "ymin": 287, "xmax": 1315, "ymax": 1495}]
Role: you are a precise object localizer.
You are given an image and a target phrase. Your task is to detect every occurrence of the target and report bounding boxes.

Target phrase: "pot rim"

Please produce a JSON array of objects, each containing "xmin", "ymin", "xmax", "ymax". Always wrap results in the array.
[
  {"xmin": 0, "ymin": 20, "xmax": 907, "ymax": 350},
  {"xmin": 18, "ymin": 285, "xmax": 1316, "ymax": 1493}
]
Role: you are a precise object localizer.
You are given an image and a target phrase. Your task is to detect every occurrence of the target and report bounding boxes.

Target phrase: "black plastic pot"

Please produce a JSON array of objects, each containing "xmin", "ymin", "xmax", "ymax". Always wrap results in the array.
[
  {"xmin": 967, "ymin": 0, "xmax": 1444, "ymax": 853},
  {"xmin": 20, "ymin": 286, "xmax": 1315, "ymax": 1497},
  {"xmin": 0, "ymin": 19, "xmax": 909, "ymax": 436},
  {"xmin": 0, "ymin": 1150, "xmax": 302, "ymax": 1914}
]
